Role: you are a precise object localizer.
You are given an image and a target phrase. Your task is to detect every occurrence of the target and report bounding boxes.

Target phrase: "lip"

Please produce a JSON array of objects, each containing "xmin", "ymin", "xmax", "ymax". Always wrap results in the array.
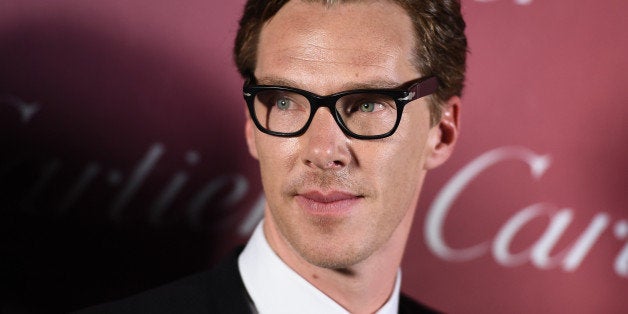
[{"xmin": 295, "ymin": 190, "xmax": 362, "ymax": 216}]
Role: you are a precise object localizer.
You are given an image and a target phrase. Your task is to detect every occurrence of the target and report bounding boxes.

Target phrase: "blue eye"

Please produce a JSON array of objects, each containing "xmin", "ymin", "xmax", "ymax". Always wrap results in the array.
[
  {"xmin": 359, "ymin": 103, "xmax": 376, "ymax": 112},
  {"xmin": 276, "ymin": 98, "xmax": 291, "ymax": 110}
]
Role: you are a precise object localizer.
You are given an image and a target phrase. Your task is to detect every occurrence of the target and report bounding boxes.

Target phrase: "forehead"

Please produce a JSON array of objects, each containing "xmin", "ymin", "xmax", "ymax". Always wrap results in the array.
[{"xmin": 255, "ymin": 0, "xmax": 419, "ymax": 92}]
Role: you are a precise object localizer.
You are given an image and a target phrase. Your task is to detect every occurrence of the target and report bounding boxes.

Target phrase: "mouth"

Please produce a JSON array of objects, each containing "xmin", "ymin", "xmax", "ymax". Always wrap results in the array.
[{"xmin": 295, "ymin": 190, "xmax": 362, "ymax": 216}]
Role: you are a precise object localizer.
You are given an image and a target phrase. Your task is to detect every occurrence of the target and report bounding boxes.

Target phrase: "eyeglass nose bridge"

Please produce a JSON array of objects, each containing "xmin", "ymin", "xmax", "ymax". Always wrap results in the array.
[{"xmin": 300, "ymin": 94, "xmax": 354, "ymax": 137}]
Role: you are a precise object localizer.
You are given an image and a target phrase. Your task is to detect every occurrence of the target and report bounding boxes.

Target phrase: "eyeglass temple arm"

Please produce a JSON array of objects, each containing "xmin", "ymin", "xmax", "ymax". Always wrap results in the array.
[{"xmin": 400, "ymin": 76, "xmax": 439, "ymax": 102}]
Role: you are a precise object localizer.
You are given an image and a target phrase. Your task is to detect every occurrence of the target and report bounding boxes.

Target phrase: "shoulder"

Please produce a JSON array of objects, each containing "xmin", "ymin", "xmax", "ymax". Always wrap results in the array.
[
  {"xmin": 73, "ymin": 248, "xmax": 251, "ymax": 314},
  {"xmin": 399, "ymin": 293, "xmax": 442, "ymax": 314}
]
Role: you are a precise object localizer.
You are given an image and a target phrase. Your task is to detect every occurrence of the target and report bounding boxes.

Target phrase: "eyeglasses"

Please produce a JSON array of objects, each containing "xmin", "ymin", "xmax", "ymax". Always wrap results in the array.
[{"xmin": 243, "ymin": 76, "xmax": 438, "ymax": 140}]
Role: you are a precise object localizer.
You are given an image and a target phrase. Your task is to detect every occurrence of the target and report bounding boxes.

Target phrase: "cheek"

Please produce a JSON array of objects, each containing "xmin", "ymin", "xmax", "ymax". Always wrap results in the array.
[
  {"xmin": 255, "ymin": 134, "xmax": 300, "ymax": 184},
  {"xmin": 357, "ymin": 137, "xmax": 424, "ymax": 195},
  {"xmin": 377, "ymin": 144, "xmax": 424, "ymax": 187},
  {"xmin": 397, "ymin": 105, "xmax": 432, "ymax": 164},
  {"xmin": 256, "ymin": 132, "xmax": 294, "ymax": 159},
  {"xmin": 368, "ymin": 112, "xmax": 431, "ymax": 199}
]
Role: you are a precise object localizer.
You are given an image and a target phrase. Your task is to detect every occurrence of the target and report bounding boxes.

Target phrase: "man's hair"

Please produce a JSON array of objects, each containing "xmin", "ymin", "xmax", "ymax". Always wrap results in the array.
[{"xmin": 234, "ymin": 0, "xmax": 467, "ymax": 125}]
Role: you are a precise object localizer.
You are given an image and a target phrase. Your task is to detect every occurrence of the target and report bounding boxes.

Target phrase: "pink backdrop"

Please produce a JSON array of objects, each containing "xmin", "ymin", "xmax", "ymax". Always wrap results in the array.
[{"xmin": 1, "ymin": 0, "xmax": 626, "ymax": 313}]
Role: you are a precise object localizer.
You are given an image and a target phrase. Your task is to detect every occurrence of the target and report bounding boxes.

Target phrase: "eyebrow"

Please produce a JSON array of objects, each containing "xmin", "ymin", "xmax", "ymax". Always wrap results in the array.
[{"xmin": 255, "ymin": 76, "xmax": 404, "ymax": 92}]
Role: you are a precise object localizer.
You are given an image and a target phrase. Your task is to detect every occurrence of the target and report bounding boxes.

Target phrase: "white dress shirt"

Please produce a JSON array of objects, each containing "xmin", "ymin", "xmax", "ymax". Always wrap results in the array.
[{"xmin": 238, "ymin": 220, "xmax": 401, "ymax": 314}]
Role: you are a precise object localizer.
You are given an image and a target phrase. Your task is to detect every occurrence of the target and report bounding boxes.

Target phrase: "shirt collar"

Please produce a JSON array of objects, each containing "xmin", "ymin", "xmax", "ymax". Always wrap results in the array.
[{"xmin": 238, "ymin": 220, "xmax": 401, "ymax": 314}]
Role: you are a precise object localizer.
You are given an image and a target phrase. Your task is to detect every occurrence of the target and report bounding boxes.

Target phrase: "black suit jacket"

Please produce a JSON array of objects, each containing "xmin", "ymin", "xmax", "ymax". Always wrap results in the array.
[{"xmin": 74, "ymin": 249, "xmax": 440, "ymax": 313}]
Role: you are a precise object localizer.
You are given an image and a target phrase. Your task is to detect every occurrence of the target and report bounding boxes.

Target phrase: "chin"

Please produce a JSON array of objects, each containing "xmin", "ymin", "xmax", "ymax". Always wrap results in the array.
[{"xmin": 295, "ymin": 238, "xmax": 375, "ymax": 270}]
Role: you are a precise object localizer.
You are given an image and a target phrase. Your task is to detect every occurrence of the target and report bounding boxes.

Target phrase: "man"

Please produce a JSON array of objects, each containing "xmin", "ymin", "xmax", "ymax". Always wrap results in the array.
[{"xmin": 77, "ymin": 0, "xmax": 466, "ymax": 313}]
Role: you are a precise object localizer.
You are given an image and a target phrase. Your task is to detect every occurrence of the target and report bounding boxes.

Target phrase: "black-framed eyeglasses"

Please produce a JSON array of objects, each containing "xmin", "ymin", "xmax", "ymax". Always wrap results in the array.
[{"xmin": 243, "ymin": 76, "xmax": 438, "ymax": 140}]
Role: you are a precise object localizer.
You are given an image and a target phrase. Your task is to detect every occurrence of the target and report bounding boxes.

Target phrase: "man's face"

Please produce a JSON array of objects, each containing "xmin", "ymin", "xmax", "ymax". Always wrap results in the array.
[{"xmin": 245, "ymin": 0, "xmax": 453, "ymax": 268}]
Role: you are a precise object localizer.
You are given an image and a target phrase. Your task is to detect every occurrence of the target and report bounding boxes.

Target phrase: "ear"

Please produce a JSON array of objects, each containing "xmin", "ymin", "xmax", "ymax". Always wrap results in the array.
[
  {"xmin": 244, "ymin": 108, "xmax": 259, "ymax": 160},
  {"xmin": 424, "ymin": 96, "xmax": 460, "ymax": 170}
]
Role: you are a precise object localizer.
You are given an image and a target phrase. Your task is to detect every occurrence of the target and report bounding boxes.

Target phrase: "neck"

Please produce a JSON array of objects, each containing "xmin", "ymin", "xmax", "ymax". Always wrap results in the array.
[{"xmin": 263, "ymin": 206, "xmax": 415, "ymax": 313}]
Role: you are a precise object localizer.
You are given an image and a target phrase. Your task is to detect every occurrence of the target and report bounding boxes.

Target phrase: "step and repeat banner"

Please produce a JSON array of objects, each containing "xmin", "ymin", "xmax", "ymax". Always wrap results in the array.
[{"xmin": 1, "ymin": 0, "xmax": 626, "ymax": 313}]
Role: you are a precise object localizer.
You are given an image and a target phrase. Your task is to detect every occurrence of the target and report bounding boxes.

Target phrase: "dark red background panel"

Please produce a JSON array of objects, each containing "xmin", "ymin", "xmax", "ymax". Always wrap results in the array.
[{"xmin": 1, "ymin": 1, "xmax": 626, "ymax": 313}]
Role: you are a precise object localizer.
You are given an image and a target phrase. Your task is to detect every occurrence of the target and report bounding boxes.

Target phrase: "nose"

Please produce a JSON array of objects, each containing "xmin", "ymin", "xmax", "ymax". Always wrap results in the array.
[{"xmin": 301, "ymin": 108, "xmax": 351, "ymax": 170}]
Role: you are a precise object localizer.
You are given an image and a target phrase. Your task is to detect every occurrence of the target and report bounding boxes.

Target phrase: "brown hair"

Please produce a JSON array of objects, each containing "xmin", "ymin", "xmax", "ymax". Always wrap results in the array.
[{"xmin": 233, "ymin": 0, "xmax": 467, "ymax": 125}]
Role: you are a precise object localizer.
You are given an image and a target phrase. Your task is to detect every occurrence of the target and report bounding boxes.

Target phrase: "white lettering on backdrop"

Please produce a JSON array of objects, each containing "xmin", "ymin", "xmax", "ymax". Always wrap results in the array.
[
  {"xmin": 6, "ymin": 97, "xmax": 627, "ymax": 277},
  {"xmin": 425, "ymin": 146, "xmax": 628, "ymax": 278},
  {"xmin": 0, "ymin": 94, "xmax": 41, "ymax": 123}
]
